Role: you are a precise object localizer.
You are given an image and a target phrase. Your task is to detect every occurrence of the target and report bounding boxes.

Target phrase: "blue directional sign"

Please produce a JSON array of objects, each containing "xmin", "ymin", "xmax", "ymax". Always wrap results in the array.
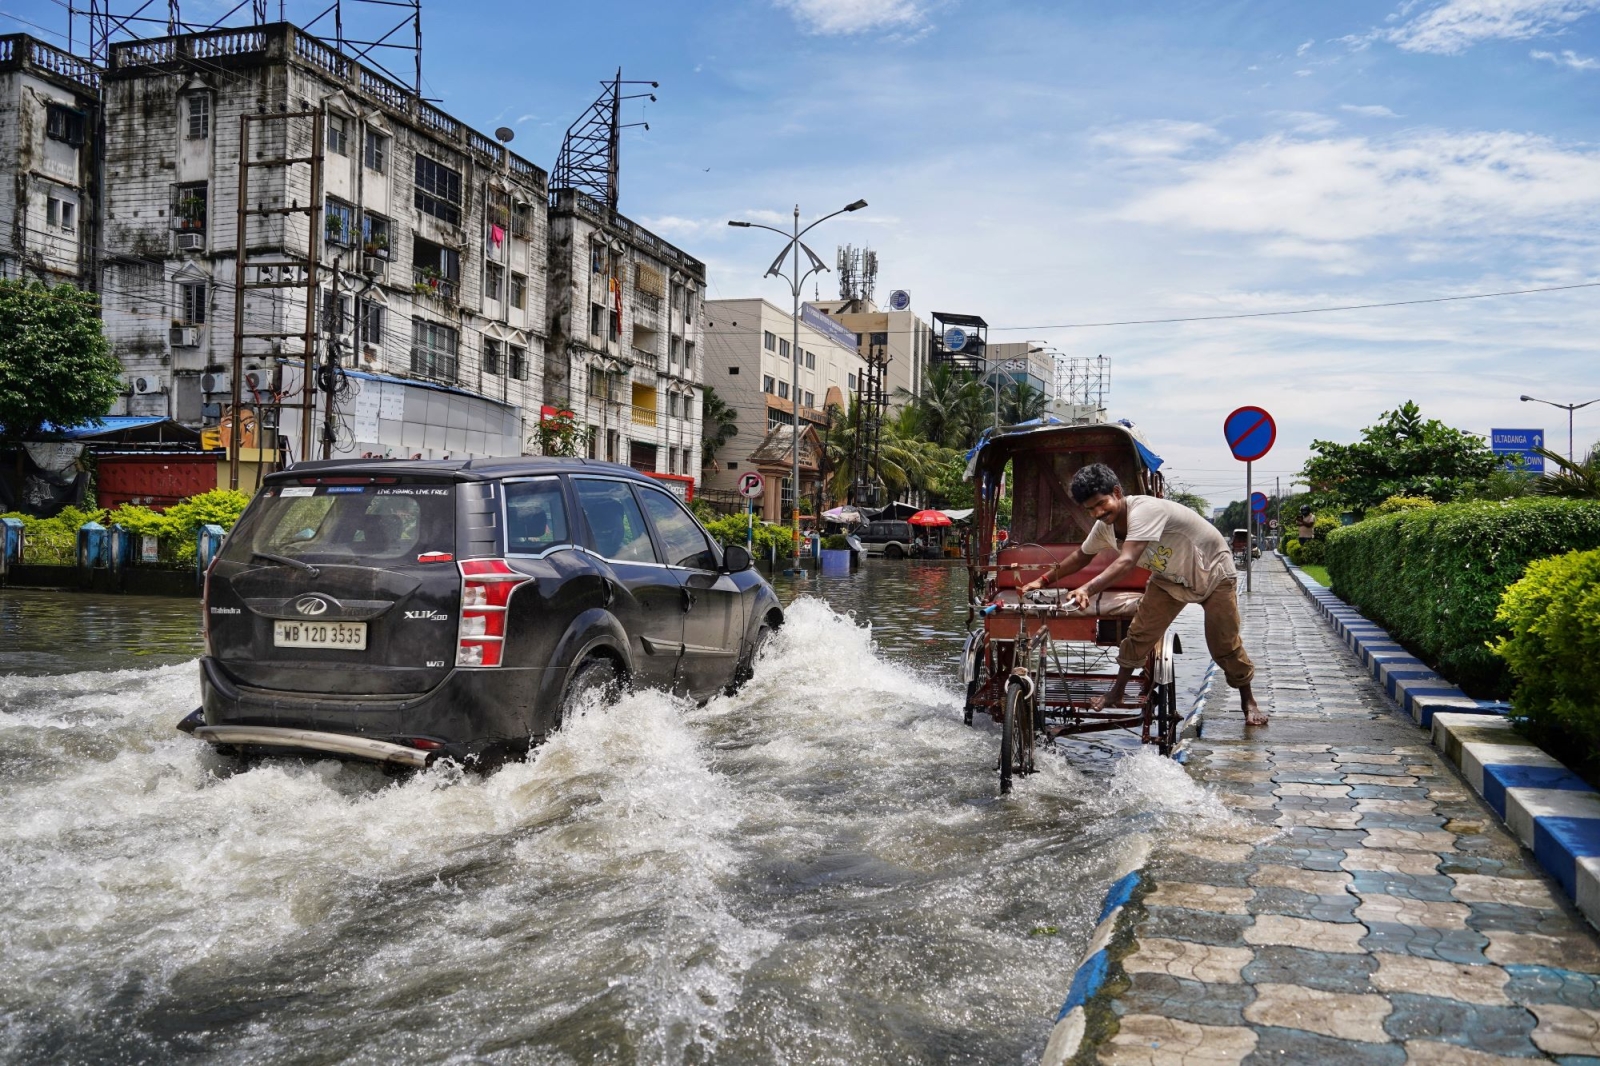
[
  {"xmin": 1251, "ymin": 492, "xmax": 1268, "ymax": 514},
  {"xmin": 1224, "ymin": 406, "xmax": 1277, "ymax": 463},
  {"xmin": 1491, "ymin": 428, "xmax": 1546, "ymax": 473}
]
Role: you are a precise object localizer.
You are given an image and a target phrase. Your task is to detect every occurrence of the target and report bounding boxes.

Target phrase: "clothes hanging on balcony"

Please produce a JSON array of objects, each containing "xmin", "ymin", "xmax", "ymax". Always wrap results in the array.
[{"xmin": 490, "ymin": 224, "xmax": 505, "ymax": 247}]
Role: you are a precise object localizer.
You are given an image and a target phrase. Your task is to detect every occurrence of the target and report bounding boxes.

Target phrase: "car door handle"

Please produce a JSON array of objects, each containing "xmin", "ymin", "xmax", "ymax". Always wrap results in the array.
[
  {"xmin": 601, "ymin": 578, "xmax": 614, "ymax": 607},
  {"xmin": 681, "ymin": 587, "xmax": 696, "ymax": 612}
]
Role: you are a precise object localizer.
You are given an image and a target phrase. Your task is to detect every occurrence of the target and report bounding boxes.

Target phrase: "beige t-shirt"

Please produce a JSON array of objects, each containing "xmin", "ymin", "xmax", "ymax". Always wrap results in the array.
[{"xmin": 1081, "ymin": 495, "xmax": 1237, "ymax": 603}]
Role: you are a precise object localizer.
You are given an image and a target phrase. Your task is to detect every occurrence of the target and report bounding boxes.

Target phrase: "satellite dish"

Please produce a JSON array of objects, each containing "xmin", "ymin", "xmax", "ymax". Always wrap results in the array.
[
  {"xmin": 888, "ymin": 289, "xmax": 910, "ymax": 311},
  {"xmin": 494, "ymin": 127, "xmax": 515, "ymax": 143}
]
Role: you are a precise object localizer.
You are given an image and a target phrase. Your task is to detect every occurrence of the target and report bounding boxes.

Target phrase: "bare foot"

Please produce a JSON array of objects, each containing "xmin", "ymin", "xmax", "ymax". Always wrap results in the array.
[
  {"xmin": 1241, "ymin": 687, "xmax": 1268, "ymax": 727},
  {"xmin": 1090, "ymin": 689, "xmax": 1128, "ymax": 712}
]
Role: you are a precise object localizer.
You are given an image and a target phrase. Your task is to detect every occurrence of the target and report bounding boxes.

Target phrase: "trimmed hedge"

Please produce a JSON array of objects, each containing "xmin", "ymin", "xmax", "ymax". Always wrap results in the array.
[
  {"xmin": 1493, "ymin": 549, "xmax": 1600, "ymax": 751},
  {"xmin": 1324, "ymin": 498, "xmax": 1600, "ymax": 696}
]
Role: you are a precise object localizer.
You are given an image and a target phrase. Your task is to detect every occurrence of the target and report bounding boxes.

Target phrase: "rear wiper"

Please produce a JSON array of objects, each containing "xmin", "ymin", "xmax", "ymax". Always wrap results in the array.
[{"xmin": 251, "ymin": 551, "xmax": 320, "ymax": 578}]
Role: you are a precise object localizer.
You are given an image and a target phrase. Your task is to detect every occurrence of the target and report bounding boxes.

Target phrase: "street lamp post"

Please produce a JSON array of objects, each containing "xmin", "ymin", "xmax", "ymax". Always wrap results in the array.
[
  {"xmin": 729, "ymin": 199, "xmax": 867, "ymax": 570},
  {"xmin": 1520, "ymin": 394, "xmax": 1600, "ymax": 462}
]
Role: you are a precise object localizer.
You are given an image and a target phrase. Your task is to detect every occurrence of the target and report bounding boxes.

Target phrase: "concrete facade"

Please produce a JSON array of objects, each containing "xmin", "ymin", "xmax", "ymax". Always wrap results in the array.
[
  {"xmin": 0, "ymin": 36, "xmax": 100, "ymax": 286},
  {"xmin": 807, "ymin": 298, "xmax": 931, "ymax": 407},
  {"xmin": 984, "ymin": 340, "xmax": 1055, "ymax": 403},
  {"xmin": 701, "ymin": 297, "xmax": 866, "ymax": 509},
  {"xmin": 94, "ymin": 23, "xmax": 548, "ymax": 458},
  {"xmin": 545, "ymin": 188, "xmax": 704, "ymax": 480}
]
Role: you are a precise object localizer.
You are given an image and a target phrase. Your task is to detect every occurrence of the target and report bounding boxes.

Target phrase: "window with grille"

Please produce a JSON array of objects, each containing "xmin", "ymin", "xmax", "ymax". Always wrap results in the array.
[
  {"xmin": 324, "ymin": 199, "xmax": 355, "ymax": 246},
  {"xmin": 509, "ymin": 346, "xmax": 527, "ymax": 380},
  {"xmin": 484, "ymin": 339, "xmax": 502, "ymax": 375},
  {"xmin": 511, "ymin": 201, "xmax": 532, "ymax": 238},
  {"xmin": 414, "ymin": 154, "xmax": 463, "ymax": 225},
  {"xmin": 47, "ymin": 105, "xmax": 87, "ymax": 146},
  {"xmin": 510, "ymin": 272, "xmax": 527, "ymax": 309},
  {"xmin": 185, "ymin": 95, "xmax": 208, "ymax": 140},
  {"xmin": 363, "ymin": 128, "xmax": 387, "ymax": 172},
  {"xmin": 178, "ymin": 282, "xmax": 207, "ymax": 325},
  {"xmin": 684, "ymin": 341, "xmax": 695, "ymax": 371},
  {"xmin": 410, "ymin": 318, "xmax": 458, "ymax": 382},
  {"xmin": 485, "ymin": 261, "xmax": 504, "ymax": 303},
  {"xmin": 327, "ymin": 115, "xmax": 349, "ymax": 155},
  {"xmin": 360, "ymin": 300, "xmax": 384, "ymax": 345}
]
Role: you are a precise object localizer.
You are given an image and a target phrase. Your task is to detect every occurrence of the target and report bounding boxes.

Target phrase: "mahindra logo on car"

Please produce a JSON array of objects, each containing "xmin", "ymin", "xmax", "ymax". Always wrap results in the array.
[{"xmin": 295, "ymin": 595, "xmax": 330, "ymax": 617}]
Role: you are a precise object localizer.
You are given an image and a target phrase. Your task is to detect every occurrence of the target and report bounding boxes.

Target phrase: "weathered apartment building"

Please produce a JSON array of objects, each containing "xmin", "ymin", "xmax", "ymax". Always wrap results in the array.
[
  {"xmin": 546, "ymin": 188, "xmax": 706, "ymax": 481},
  {"xmin": 93, "ymin": 23, "xmax": 547, "ymax": 461},
  {"xmin": 0, "ymin": 23, "xmax": 708, "ymax": 478},
  {"xmin": 0, "ymin": 36, "xmax": 101, "ymax": 285}
]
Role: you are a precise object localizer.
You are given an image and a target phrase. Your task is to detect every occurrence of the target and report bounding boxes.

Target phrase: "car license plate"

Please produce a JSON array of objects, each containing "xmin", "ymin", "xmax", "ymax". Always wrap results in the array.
[{"xmin": 273, "ymin": 620, "xmax": 367, "ymax": 650}]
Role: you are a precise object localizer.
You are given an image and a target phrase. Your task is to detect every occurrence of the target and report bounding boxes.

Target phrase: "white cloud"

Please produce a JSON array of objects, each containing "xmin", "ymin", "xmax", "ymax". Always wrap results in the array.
[
  {"xmin": 1089, "ymin": 120, "xmax": 1221, "ymax": 158},
  {"xmin": 1120, "ymin": 130, "xmax": 1600, "ymax": 256},
  {"xmin": 1341, "ymin": 104, "xmax": 1401, "ymax": 117},
  {"xmin": 1383, "ymin": 0, "xmax": 1600, "ymax": 55},
  {"xmin": 774, "ymin": 0, "xmax": 925, "ymax": 35},
  {"xmin": 1272, "ymin": 111, "xmax": 1341, "ymax": 134},
  {"xmin": 1297, "ymin": 39, "xmax": 1315, "ymax": 56},
  {"xmin": 1531, "ymin": 46, "xmax": 1600, "ymax": 66}
]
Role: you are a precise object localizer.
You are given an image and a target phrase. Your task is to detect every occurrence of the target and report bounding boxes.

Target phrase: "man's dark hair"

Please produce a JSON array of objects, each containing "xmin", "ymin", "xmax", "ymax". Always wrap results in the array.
[{"xmin": 1069, "ymin": 463, "xmax": 1122, "ymax": 503}]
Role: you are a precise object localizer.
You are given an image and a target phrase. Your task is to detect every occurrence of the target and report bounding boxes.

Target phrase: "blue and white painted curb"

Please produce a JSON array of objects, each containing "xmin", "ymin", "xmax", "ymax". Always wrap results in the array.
[
  {"xmin": 1280, "ymin": 558, "xmax": 1510, "ymax": 727},
  {"xmin": 1040, "ymin": 838, "xmax": 1150, "ymax": 1066},
  {"xmin": 1431, "ymin": 712, "xmax": 1600, "ymax": 927},
  {"xmin": 1280, "ymin": 556, "xmax": 1599, "ymax": 930}
]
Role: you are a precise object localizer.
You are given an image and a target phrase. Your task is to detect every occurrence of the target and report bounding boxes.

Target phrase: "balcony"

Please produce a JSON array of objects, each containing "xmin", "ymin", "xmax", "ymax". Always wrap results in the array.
[
  {"xmin": 412, "ymin": 267, "xmax": 456, "ymax": 304},
  {"xmin": 631, "ymin": 405, "xmax": 657, "ymax": 427},
  {"xmin": 629, "ymin": 347, "xmax": 658, "ymax": 372}
]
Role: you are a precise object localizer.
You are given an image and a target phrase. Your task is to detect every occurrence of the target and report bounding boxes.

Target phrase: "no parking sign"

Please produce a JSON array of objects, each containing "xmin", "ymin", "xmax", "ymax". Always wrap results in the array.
[{"xmin": 1223, "ymin": 406, "xmax": 1276, "ymax": 594}]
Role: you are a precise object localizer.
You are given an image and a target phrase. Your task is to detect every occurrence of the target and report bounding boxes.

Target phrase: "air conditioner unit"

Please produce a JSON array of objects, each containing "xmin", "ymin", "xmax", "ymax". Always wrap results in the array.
[
  {"xmin": 175, "ymin": 232, "xmax": 205, "ymax": 252},
  {"xmin": 243, "ymin": 369, "xmax": 272, "ymax": 392},
  {"xmin": 130, "ymin": 374, "xmax": 165, "ymax": 395},
  {"xmin": 201, "ymin": 371, "xmax": 230, "ymax": 395},
  {"xmin": 170, "ymin": 326, "xmax": 200, "ymax": 348}
]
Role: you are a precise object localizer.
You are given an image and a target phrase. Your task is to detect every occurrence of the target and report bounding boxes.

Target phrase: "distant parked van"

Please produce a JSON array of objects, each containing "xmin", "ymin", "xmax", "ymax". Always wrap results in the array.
[{"xmin": 857, "ymin": 520, "xmax": 915, "ymax": 559}]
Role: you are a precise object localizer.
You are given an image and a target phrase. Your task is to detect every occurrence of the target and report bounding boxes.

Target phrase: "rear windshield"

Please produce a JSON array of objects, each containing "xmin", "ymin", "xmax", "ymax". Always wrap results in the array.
[{"xmin": 221, "ymin": 481, "xmax": 456, "ymax": 564}]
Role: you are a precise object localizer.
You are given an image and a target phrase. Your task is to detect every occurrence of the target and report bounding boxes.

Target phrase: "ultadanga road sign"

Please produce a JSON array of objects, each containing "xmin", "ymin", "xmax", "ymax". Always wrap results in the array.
[{"xmin": 738, "ymin": 471, "xmax": 766, "ymax": 499}]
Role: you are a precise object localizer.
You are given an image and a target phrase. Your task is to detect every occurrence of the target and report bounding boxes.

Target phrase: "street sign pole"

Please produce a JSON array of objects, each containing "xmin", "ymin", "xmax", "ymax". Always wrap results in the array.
[
  {"xmin": 1246, "ymin": 460, "xmax": 1253, "ymax": 594},
  {"xmin": 747, "ymin": 495, "xmax": 753, "ymax": 550}
]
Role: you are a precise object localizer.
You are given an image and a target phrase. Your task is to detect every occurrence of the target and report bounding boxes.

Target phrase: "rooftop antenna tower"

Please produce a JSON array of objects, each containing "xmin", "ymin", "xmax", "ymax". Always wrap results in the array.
[
  {"xmin": 836, "ymin": 244, "xmax": 877, "ymax": 308},
  {"xmin": 1056, "ymin": 353, "xmax": 1110, "ymax": 419},
  {"xmin": 552, "ymin": 69, "xmax": 658, "ymax": 213},
  {"xmin": 68, "ymin": 1, "xmax": 425, "ymax": 96}
]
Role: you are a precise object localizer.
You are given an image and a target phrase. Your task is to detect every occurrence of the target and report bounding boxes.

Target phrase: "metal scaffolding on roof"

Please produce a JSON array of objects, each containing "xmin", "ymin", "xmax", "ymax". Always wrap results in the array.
[{"xmin": 552, "ymin": 69, "xmax": 658, "ymax": 213}]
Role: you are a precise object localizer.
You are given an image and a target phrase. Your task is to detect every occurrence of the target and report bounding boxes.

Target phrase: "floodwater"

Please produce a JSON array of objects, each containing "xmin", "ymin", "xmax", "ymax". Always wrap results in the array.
[{"xmin": 0, "ymin": 561, "xmax": 1220, "ymax": 1065}]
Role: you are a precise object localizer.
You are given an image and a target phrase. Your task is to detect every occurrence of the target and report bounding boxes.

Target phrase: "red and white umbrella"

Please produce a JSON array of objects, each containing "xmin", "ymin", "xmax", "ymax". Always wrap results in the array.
[{"xmin": 907, "ymin": 509, "xmax": 953, "ymax": 527}]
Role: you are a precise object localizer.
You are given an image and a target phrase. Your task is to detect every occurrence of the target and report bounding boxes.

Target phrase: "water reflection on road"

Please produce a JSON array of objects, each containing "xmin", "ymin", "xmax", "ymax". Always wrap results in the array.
[{"xmin": 0, "ymin": 560, "xmax": 1221, "ymax": 1064}]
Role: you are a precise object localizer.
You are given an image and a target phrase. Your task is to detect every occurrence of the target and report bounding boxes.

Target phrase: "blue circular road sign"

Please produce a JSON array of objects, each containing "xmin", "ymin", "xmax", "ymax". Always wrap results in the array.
[
  {"xmin": 943, "ymin": 327, "xmax": 968, "ymax": 352},
  {"xmin": 1251, "ymin": 492, "xmax": 1268, "ymax": 513},
  {"xmin": 1224, "ymin": 406, "xmax": 1277, "ymax": 463}
]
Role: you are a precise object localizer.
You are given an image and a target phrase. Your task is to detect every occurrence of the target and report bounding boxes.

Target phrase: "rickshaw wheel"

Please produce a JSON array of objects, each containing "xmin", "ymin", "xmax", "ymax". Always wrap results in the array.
[{"xmin": 1001, "ymin": 681, "xmax": 1036, "ymax": 794}]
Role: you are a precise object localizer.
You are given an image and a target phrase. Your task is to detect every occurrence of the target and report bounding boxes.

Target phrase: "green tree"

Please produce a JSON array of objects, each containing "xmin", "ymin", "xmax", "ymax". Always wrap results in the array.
[
  {"xmin": 1301, "ymin": 401, "xmax": 1498, "ymax": 515},
  {"xmin": 822, "ymin": 397, "xmax": 955, "ymax": 503},
  {"xmin": 1532, "ymin": 443, "xmax": 1600, "ymax": 500},
  {"xmin": 0, "ymin": 280, "xmax": 121, "ymax": 441},
  {"xmin": 895, "ymin": 363, "xmax": 982, "ymax": 449},
  {"xmin": 700, "ymin": 386, "xmax": 739, "ymax": 471},
  {"xmin": 999, "ymin": 379, "xmax": 1050, "ymax": 425}
]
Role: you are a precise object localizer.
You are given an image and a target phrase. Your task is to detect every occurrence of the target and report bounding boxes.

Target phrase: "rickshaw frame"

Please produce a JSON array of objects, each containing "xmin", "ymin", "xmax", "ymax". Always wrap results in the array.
[{"xmin": 961, "ymin": 421, "xmax": 1182, "ymax": 793}]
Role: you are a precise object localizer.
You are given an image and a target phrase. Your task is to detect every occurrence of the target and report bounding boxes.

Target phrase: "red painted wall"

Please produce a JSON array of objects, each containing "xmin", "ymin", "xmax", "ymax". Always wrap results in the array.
[{"xmin": 97, "ymin": 454, "xmax": 218, "ymax": 509}]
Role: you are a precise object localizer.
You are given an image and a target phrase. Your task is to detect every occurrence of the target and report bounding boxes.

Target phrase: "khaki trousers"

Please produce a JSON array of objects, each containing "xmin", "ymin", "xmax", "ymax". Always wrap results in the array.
[{"xmin": 1117, "ymin": 578, "xmax": 1255, "ymax": 689}]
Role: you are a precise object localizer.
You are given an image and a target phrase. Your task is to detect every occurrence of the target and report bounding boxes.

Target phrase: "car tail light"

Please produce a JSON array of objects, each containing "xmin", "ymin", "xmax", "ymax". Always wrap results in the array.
[{"xmin": 456, "ymin": 559, "xmax": 528, "ymax": 668}]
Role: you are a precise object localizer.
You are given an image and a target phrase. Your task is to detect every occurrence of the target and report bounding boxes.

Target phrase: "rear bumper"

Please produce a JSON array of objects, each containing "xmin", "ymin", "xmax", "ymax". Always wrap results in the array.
[
  {"xmin": 192, "ymin": 725, "xmax": 431, "ymax": 768},
  {"xmin": 196, "ymin": 655, "xmax": 562, "ymax": 762}
]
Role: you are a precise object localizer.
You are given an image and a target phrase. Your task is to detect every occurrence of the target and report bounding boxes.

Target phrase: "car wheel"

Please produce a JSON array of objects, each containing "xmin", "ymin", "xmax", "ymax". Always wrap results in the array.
[
  {"xmin": 727, "ymin": 625, "xmax": 770, "ymax": 695},
  {"xmin": 884, "ymin": 543, "xmax": 904, "ymax": 559},
  {"xmin": 560, "ymin": 656, "xmax": 621, "ymax": 725}
]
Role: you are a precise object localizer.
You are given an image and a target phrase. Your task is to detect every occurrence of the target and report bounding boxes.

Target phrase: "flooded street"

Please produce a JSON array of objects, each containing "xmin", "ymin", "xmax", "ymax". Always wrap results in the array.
[{"xmin": 0, "ymin": 561, "xmax": 1217, "ymax": 1065}]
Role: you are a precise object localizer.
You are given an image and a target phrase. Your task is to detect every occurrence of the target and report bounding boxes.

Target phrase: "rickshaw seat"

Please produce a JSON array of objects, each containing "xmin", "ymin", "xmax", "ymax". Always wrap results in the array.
[{"xmin": 995, "ymin": 544, "xmax": 1151, "ymax": 592}]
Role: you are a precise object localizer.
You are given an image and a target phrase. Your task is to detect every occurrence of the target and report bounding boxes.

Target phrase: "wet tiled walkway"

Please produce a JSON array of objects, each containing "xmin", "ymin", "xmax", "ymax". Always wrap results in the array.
[{"xmin": 1085, "ymin": 558, "xmax": 1600, "ymax": 1064}]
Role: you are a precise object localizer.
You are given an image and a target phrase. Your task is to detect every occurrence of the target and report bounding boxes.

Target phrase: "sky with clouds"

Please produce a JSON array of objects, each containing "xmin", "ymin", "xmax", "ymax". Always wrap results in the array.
[{"xmin": 13, "ymin": 0, "xmax": 1600, "ymax": 503}]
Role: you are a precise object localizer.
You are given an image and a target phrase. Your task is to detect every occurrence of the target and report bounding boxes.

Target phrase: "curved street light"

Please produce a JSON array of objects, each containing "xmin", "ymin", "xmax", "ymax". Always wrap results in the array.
[
  {"xmin": 1520, "ymin": 394, "xmax": 1600, "ymax": 462},
  {"xmin": 728, "ymin": 200, "xmax": 867, "ymax": 569}
]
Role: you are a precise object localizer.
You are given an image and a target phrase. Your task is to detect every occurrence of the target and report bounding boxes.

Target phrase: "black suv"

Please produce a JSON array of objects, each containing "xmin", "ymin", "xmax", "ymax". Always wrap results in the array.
[{"xmin": 182, "ymin": 458, "xmax": 782, "ymax": 768}]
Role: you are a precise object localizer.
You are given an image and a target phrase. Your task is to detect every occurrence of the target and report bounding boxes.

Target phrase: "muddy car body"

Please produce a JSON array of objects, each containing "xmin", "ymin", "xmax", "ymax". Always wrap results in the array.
[{"xmin": 187, "ymin": 458, "xmax": 782, "ymax": 767}]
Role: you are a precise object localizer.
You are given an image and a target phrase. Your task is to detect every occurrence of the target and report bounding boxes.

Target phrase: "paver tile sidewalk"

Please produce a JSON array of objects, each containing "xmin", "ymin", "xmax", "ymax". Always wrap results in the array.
[{"xmin": 1087, "ymin": 558, "xmax": 1600, "ymax": 1064}]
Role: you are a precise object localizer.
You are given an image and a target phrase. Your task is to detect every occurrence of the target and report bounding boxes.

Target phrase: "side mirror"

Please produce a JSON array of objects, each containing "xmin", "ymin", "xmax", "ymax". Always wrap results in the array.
[{"xmin": 722, "ymin": 544, "xmax": 753, "ymax": 573}]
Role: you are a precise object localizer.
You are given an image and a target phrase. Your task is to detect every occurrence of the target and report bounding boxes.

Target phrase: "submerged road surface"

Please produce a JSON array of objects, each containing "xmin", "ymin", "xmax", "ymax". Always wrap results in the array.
[{"xmin": 0, "ymin": 561, "xmax": 1215, "ymax": 1064}]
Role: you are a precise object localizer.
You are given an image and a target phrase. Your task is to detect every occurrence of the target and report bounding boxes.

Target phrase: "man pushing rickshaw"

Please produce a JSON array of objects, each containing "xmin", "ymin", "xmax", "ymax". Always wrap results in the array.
[{"xmin": 1019, "ymin": 463, "xmax": 1265, "ymax": 727}]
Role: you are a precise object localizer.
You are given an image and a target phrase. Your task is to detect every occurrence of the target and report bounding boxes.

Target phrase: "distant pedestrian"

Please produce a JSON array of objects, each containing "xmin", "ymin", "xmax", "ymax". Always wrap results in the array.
[
  {"xmin": 1297, "ymin": 505, "xmax": 1316, "ymax": 545},
  {"xmin": 1019, "ymin": 463, "xmax": 1265, "ymax": 727}
]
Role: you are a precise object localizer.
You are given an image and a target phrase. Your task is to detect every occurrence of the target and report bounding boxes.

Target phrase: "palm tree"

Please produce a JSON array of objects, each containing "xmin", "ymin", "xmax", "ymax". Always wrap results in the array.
[
  {"xmin": 823, "ymin": 397, "xmax": 957, "ymax": 502},
  {"xmin": 1532, "ymin": 444, "xmax": 1600, "ymax": 499},
  {"xmin": 700, "ymin": 387, "xmax": 738, "ymax": 471},
  {"xmin": 1000, "ymin": 380, "xmax": 1050, "ymax": 425},
  {"xmin": 895, "ymin": 364, "xmax": 982, "ymax": 449}
]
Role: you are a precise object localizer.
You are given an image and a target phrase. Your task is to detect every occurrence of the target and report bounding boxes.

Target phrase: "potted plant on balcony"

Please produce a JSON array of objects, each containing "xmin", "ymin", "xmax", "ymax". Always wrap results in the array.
[
  {"xmin": 362, "ymin": 231, "xmax": 389, "ymax": 260},
  {"xmin": 177, "ymin": 195, "xmax": 206, "ymax": 230},
  {"xmin": 325, "ymin": 215, "xmax": 346, "ymax": 245}
]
